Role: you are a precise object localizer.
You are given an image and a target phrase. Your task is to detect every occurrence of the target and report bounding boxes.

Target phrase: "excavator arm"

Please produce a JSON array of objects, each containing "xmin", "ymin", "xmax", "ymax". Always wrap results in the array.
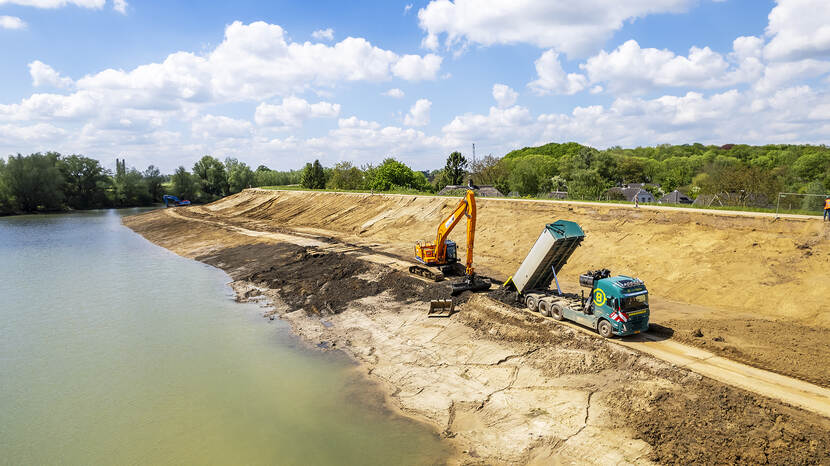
[
  {"xmin": 412, "ymin": 188, "xmax": 490, "ymax": 299},
  {"xmin": 433, "ymin": 189, "xmax": 476, "ymax": 273}
]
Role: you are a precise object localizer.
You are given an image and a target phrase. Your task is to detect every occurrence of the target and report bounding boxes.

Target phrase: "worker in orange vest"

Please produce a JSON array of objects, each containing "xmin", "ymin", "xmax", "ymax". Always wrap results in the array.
[{"xmin": 825, "ymin": 196, "xmax": 830, "ymax": 221}]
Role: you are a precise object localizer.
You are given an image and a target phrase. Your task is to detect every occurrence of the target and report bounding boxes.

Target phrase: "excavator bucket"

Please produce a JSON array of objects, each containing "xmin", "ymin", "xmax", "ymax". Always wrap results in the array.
[
  {"xmin": 451, "ymin": 275, "xmax": 492, "ymax": 296},
  {"xmin": 428, "ymin": 299, "xmax": 455, "ymax": 317}
]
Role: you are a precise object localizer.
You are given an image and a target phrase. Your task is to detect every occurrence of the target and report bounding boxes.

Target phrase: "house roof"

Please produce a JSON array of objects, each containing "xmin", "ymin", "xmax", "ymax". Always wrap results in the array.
[{"xmin": 659, "ymin": 190, "xmax": 692, "ymax": 204}]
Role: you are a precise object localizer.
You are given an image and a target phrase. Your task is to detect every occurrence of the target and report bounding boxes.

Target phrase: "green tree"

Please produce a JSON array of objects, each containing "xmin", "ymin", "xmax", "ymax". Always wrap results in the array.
[
  {"xmin": 793, "ymin": 151, "xmax": 830, "ymax": 182},
  {"xmin": 143, "ymin": 165, "xmax": 164, "ymax": 202},
  {"xmin": 300, "ymin": 160, "xmax": 327, "ymax": 189},
  {"xmin": 225, "ymin": 158, "xmax": 255, "ymax": 193},
  {"xmin": 569, "ymin": 169, "xmax": 608, "ymax": 200},
  {"xmin": 0, "ymin": 158, "xmax": 11, "ymax": 214},
  {"xmin": 171, "ymin": 166, "xmax": 197, "ymax": 200},
  {"xmin": 193, "ymin": 155, "xmax": 228, "ymax": 197},
  {"xmin": 327, "ymin": 162, "xmax": 364, "ymax": 190},
  {"xmin": 2, "ymin": 153, "xmax": 64, "ymax": 212},
  {"xmin": 367, "ymin": 158, "xmax": 429, "ymax": 191},
  {"xmin": 444, "ymin": 151, "xmax": 468, "ymax": 186},
  {"xmin": 508, "ymin": 159, "xmax": 541, "ymax": 196},
  {"xmin": 58, "ymin": 155, "xmax": 110, "ymax": 209},
  {"xmin": 112, "ymin": 159, "xmax": 151, "ymax": 207}
]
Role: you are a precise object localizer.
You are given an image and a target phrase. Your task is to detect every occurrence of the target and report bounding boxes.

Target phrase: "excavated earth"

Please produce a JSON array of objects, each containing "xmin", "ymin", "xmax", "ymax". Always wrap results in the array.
[
  {"xmin": 184, "ymin": 189, "xmax": 830, "ymax": 388},
  {"xmin": 123, "ymin": 191, "xmax": 830, "ymax": 465}
]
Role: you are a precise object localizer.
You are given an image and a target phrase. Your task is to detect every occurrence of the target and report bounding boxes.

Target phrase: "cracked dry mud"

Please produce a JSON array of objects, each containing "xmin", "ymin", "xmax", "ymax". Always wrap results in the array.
[{"xmin": 123, "ymin": 206, "xmax": 830, "ymax": 465}]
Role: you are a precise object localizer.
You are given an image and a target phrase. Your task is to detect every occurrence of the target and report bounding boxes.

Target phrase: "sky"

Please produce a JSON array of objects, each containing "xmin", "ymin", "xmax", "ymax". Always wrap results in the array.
[{"xmin": 1, "ymin": 0, "xmax": 830, "ymax": 173}]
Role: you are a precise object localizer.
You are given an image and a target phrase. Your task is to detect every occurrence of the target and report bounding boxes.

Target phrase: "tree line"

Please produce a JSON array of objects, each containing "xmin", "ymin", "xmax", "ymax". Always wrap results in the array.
[
  {"xmin": 3, "ymin": 142, "xmax": 828, "ymax": 215},
  {"xmin": 0, "ymin": 153, "xmax": 300, "ymax": 215},
  {"xmin": 469, "ymin": 142, "xmax": 830, "ymax": 208}
]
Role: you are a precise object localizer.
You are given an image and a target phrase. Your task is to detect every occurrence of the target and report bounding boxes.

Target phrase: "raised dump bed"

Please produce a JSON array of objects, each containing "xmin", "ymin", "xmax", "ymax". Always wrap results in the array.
[{"xmin": 506, "ymin": 220, "xmax": 585, "ymax": 294}]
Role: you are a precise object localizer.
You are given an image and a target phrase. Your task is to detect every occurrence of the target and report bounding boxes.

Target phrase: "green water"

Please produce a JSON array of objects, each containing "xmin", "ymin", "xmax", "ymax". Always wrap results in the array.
[{"xmin": 0, "ymin": 209, "xmax": 449, "ymax": 465}]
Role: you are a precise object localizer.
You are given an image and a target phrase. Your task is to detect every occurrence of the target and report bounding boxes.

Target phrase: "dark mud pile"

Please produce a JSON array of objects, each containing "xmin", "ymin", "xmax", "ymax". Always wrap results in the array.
[
  {"xmin": 618, "ymin": 379, "xmax": 830, "ymax": 464},
  {"xmin": 197, "ymin": 242, "xmax": 463, "ymax": 314},
  {"xmin": 663, "ymin": 318, "xmax": 830, "ymax": 389}
]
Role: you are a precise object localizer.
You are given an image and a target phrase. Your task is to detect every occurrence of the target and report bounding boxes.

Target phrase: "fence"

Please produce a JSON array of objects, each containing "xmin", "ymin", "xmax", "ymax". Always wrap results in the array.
[{"xmin": 775, "ymin": 192, "xmax": 830, "ymax": 216}]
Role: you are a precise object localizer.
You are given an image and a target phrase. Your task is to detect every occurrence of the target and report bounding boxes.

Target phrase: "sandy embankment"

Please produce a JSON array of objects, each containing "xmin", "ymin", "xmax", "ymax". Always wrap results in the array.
[
  {"xmin": 124, "ymin": 195, "xmax": 830, "ymax": 465},
  {"xmin": 202, "ymin": 188, "xmax": 830, "ymax": 386}
]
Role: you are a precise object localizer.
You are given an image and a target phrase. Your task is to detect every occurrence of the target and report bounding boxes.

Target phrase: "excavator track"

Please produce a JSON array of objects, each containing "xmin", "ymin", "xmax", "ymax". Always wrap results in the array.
[{"xmin": 409, "ymin": 265, "xmax": 444, "ymax": 282}]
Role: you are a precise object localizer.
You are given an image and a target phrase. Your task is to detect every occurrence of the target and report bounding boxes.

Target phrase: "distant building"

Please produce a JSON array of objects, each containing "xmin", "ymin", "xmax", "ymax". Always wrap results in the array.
[
  {"xmin": 607, "ymin": 187, "xmax": 656, "ymax": 204},
  {"xmin": 437, "ymin": 185, "xmax": 504, "ymax": 197},
  {"xmin": 659, "ymin": 190, "xmax": 693, "ymax": 204}
]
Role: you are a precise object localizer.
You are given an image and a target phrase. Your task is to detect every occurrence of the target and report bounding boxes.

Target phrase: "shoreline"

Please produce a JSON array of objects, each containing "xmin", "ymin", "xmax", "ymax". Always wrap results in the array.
[{"xmin": 123, "ymin": 206, "xmax": 830, "ymax": 464}]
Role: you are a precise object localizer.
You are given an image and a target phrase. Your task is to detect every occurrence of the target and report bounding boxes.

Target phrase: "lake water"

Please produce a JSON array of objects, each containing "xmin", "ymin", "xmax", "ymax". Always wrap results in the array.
[{"xmin": 0, "ymin": 209, "xmax": 449, "ymax": 465}]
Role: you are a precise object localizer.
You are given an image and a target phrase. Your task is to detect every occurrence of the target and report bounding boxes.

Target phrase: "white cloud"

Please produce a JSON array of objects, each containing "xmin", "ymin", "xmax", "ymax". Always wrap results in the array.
[
  {"xmin": 492, "ymin": 83, "xmax": 517, "ymax": 107},
  {"xmin": 753, "ymin": 59, "xmax": 830, "ymax": 93},
  {"xmin": 528, "ymin": 50, "xmax": 588, "ymax": 95},
  {"xmin": 62, "ymin": 21, "xmax": 441, "ymax": 107},
  {"xmin": 0, "ymin": 15, "xmax": 26, "ymax": 29},
  {"xmin": 311, "ymin": 28, "xmax": 334, "ymax": 41},
  {"xmin": 0, "ymin": 0, "xmax": 105, "ymax": 8},
  {"xmin": 764, "ymin": 0, "xmax": 830, "ymax": 61},
  {"xmin": 192, "ymin": 114, "xmax": 252, "ymax": 139},
  {"xmin": 418, "ymin": 0, "xmax": 696, "ymax": 57},
  {"xmin": 29, "ymin": 61, "xmax": 74, "ymax": 88},
  {"xmin": 391, "ymin": 54, "xmax": 443, "ymax": 81},
  {"xmin": 383, "ymin": 88, "xmax": 405, "ymax": 98},
  {"xmin": 404, "ymin": 98, "xmax": 432, "ymax": 126},
  {"xmin": 254, "ymin": 96, "xmax": 341, "ymax": 127},
  {"xmin": 580, "ymin": 39, "xmax": 761, "ymax": 93},
  {"xmin": 112, "ymin": 0, "xmax": 126, "ymax": 14},
  {"xmin": 305, "ymin": 116, "xmax": 444, "ymax": 167},
  {"xmin": 442, "ymin": 105, "xmax": 534, "ymax": 148},
  {"xmin": 404, "ymin": 4, "xmax": 412, "ymax": 14}
]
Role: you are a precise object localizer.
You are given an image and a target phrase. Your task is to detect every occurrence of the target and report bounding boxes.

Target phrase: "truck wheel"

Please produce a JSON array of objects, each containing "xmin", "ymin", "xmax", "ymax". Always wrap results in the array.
[
  {"xmin": 538, "ymin": 300, "xmax": 551, "ymax": 317},
  {"xmin": 550, "ymin": 304, "xmax": 564, "ymax": 321},
  {"xmin": 597, "ymin": 319, "xmax": 613, "ymax": 338},
  {"xmin": 525, "ymin": 295, "xmax": 538, "ymax": 312}
]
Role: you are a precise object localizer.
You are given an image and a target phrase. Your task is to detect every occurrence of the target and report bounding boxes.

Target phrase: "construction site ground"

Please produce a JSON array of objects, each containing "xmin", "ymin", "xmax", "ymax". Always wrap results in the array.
[{"xmin": 123, "ymin": 189, "xmax": 830, "ymax": 464}]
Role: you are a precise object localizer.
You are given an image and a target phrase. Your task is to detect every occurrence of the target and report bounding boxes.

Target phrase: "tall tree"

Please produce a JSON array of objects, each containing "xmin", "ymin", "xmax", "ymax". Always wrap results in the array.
[
  {"xmin": 171, "ymin": 166, "xmax": 197, "ymax": 200},
  {"xmin": 143, "ymin": 165, "xmax": 164, "ymax": 202},
  {"xmin": 2, "ymin": 153, "xmax": 64, "ymax": 212},
  {"xmin": 225, "ymin": 157, "xmax": 255, "ymax": 193},
  {"xmin": 300, "ymin": 159, "xmax": 326, "ymax": 189},
  {"xmin": 193, "ymin": 155, "xmax": 228, "ymax": 197},
  {"xmin": 444, "ymin": 151, "xmax": 468, "ymax": 186},
  {"xmin": 58, "ymin": 155, "xmax": 110, "ymax": 209}
]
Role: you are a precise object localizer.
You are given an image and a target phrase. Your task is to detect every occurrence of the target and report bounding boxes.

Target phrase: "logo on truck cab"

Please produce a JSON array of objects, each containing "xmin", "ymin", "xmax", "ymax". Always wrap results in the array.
[{"xmin": 593, "ymin": 289, "xmax": 606, "ymax": 307}]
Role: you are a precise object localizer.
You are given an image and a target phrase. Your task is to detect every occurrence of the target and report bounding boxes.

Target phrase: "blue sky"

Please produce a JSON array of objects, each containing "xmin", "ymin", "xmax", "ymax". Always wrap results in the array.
[{"xmin": 1, "ymin": 0, "xmax": 829, "ymax": 172}]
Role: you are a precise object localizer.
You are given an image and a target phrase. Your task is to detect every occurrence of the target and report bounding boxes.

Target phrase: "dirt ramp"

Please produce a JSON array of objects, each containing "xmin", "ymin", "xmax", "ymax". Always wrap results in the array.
[{"xmin": 203, "ymin": 189, "xmax": 829, "ymax": 326}]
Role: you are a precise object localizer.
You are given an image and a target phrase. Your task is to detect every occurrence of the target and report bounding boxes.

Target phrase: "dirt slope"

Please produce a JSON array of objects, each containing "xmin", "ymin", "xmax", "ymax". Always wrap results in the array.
[
  {"xmin": 207, "ymin": 189, "xmax": 829, "ymax": 323},
  {"xmin": 187, "ymin": 189, "xmax": 830, "ymax": 386}
]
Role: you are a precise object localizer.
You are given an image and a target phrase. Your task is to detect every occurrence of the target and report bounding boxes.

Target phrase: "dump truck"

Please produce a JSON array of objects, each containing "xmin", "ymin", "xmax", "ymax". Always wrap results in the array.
[{"xmin": 503, "ymin": 220, "xmax": 649, "ymax": 338}]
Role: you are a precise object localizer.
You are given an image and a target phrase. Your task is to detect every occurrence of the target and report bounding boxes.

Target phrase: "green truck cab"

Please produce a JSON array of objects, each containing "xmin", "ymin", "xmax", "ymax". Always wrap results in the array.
[
  {"xmin": 505, "ymin": 220, "xmax": 651, "ymax": 338},
  {"xmin": 573, "ymin": 272, "xmax": 650, "ymax": 337}
]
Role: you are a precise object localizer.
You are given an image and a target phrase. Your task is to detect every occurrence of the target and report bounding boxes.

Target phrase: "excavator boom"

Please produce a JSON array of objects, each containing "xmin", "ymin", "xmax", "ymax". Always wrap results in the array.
[{"xmin": 413, "ymin": 189, "xmax": 489, "ymax": 296}]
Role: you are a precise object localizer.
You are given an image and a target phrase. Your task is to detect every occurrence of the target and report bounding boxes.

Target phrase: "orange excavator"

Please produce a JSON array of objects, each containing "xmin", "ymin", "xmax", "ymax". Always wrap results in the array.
[{"xmin": 410, "ymin": 187, "xmax": 491, "ymax": 295}]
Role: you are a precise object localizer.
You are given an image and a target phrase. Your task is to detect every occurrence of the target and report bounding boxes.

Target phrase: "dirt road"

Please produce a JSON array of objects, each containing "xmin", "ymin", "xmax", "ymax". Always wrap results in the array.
[{"xmin": 124, "ymin": 206, "xmax": 830, "ymax": 464}]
